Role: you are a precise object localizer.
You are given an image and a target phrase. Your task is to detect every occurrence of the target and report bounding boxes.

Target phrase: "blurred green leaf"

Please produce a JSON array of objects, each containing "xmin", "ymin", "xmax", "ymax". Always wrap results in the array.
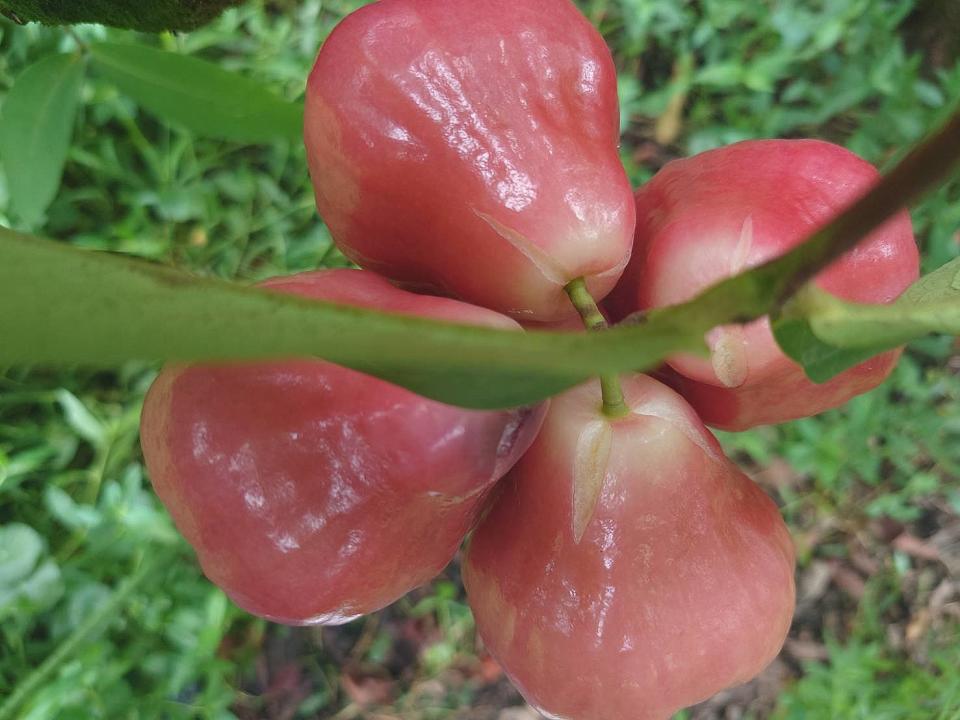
[
  {"xmin": 817, "ymin": 256, "xmax": 960, "ymax": 343},
  {"xmin": 0, "ymin": 524, "xmax": 43, "ymax": 585},
  {"xmin": 44, "ymin": 487, "xmax": 101, "ymax": 531},
  {"xmin": 0, "ymin": 52, "xmax": 85, "ymax": 228},
  {"xmin": 54, "ymin": 390, "xmax": 105, "ymax": 448},
  {"xmin": 8, "ymin": 560, "xmax": 63, "ymax": 610},
  {"xmin": 89, "ymin": 43, "xmax": 302, "ymax": 143},
  {"xmin": 0, "ymin": 522, "xmax": 63, "ymax": 619},
  {"xmin": 62, "ymin": 584, "xmax": 111, "ymax": 633},
  {"xmin": 772, "ymin": 309, "xmax": 885, "ymax": 384}
]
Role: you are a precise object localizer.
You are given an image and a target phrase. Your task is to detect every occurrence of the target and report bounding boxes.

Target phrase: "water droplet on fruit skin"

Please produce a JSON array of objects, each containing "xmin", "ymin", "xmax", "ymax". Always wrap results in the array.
[
  {"xmin": 526, "ymin": 703, "xmax": 571, "ymax": 720},
  {"xmin": 295, "ymin": 610, "xmax": 363, "ymax": 627}
]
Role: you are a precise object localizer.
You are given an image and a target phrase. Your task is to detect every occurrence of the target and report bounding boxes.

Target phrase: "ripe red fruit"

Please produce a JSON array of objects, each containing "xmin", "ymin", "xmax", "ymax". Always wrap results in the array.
[
  {"xmin": 140, "ymin": 269, "xmax": 545, "ymax": 625},
  {"xmin": 304, "ymin": 0, "xmax": 635, "ymax": 322},
  {"xmin": 464, "ymin": 376, "xmax": 796, "ymax": 720},
  {"xmin": 605, "ymin": 140, "xmax": 920, "ymax": 430}
]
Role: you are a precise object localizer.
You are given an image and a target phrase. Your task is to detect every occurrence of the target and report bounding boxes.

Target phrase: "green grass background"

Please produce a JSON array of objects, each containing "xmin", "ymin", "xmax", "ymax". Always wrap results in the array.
[{"xmin": 1, "ymin": 0, "xmax": 959, "ymax": 718}]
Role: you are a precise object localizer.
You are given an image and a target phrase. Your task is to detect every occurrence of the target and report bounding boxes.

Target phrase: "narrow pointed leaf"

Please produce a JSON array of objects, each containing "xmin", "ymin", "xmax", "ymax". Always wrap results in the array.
[
  {"xmin": 89, "ymin": 42, "xmax": 301, "ymax": 143},
  {"xmin": 0, "ymin": 52, "xmax": 85, "ymax": 227}
]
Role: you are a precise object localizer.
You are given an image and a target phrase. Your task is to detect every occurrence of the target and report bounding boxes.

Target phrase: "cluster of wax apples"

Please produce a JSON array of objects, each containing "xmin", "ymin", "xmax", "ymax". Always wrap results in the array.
[{"xmin": 140, "ymin": 1, "xmax": 918, "ymax": 718}]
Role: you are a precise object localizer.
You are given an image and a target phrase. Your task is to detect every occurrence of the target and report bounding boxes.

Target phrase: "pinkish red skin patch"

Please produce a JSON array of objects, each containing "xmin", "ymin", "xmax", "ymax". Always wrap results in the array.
[
  {"xmin": 305, "ymin": 0, "xmax": 635, "ymax": 321},
  {"xmin": 464, "ymin": 376, "xmax": 796, "ymax": 720},
  {"xmin": 605, "ymin": 139, "xmax": 919, "ymax": 430},
  {"xmin": 141, "ymin": 269, "xmax": 545, "ymax": 625}
]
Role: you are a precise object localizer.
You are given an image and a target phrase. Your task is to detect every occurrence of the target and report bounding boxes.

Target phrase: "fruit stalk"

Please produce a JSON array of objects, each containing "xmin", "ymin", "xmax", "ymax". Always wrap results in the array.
[{"xmin": 564, "ymin": 277, "xmax": 628, "ymax": 418}]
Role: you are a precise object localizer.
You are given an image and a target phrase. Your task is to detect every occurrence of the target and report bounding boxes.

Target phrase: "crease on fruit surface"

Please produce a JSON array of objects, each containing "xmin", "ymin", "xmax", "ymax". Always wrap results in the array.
[
  {"xmin": 590, "ymin": 239, "xmax": 633, "ymax": 285},
  {"xmin": 731, "ymin": 215, "xmax": 755, "ymax": 272},
  {"xmin": 473, "ymin": 208, "xmax": 568, "ymax": 286},
  {"xmin": 627, "ymin": 400, "xmax": 720, "ymax": 461},
  {"xmin": 426, "ymin": 479, "xmax": 491, "ymax": 507},
  {"xmin": 572, "ymin": 420, "xmax": 613, "ymax": 543},
  {"xmin": 305, "ymin": 98, "xmax": 362, "ymax": 216}
]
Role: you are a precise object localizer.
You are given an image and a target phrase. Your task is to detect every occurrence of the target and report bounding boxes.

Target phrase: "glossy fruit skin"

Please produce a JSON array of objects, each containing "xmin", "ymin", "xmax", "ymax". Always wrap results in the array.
[
  {"xmin": 605, "ymin": 140, "xmax": 919, "ymax": 430},
  {"xmin": 464, "ymin": 376, "xmax": 796, "ymax": 720},
  {"xmin": 305, "ymin": 0, "xmax": 635, "ymax": 322},
  {"xmin": 140, "ymin": 269, "xmax": 545, "ymax": 626}
]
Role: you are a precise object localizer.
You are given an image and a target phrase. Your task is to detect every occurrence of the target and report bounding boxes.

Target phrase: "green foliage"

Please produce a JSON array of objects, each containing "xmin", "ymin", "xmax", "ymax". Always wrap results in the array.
[
  {"xmin": 0, "ymin": 523, "xmax": 62, "ymax": 619},
  {"xmin": 0, "ymin": 0, "xmax": 239, "ymax": 32},
  {"xmin": 600, "ymin": 0, "xmax": 960, "ymax": 155},
  {"xmin": 0, "ymin": 368, "xmax": 257, "ymax": 720},
  {"xmin": 774, "ymin": 563, "xmax": 960, "ymax": 720},
  {"xmin": 776, "ymin": 635, "xmax": 960, "ymax": 719}
]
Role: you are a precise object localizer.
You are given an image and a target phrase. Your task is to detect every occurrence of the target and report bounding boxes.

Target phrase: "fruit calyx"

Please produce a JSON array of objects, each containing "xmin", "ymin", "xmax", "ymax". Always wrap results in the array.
[{"xmin": 569, "ymin": 378, "xmax": 724, "ymax": 543}]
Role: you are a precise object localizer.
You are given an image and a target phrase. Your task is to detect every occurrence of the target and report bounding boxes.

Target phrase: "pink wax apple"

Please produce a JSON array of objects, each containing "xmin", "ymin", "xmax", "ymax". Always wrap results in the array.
[
  {"xmin": 304, "ymin": 0, "xmax": 635, "ymax": 321},
  {"xmin": 605, "ymin": 139, "xmax": 919, "ymax": 430},
  {"xmin": 464, "ymin": 376, "xmax": 796, "ymax": 720},
  {"xmin": 140, "ymin": 269, "xmax": 545, "ymax": 626}
]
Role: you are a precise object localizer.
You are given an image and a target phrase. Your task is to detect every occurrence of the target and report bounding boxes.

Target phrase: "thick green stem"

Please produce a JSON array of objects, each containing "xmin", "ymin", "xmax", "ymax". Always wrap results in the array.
[{"xmin": 564, "ymin": 278, "xmax": 629, "ymax": 418}]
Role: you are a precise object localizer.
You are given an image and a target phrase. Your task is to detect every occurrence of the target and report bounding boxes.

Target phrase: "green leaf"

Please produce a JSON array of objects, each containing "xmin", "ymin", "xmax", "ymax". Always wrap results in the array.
[
  {"xmin": 0, "ymin": 52, "xmax": 85, "ymax": 228},
  {"xmin": 88, "ymin": 42, "xmax": 301, "ymax": 143},
  {"xmin": 774, "ymin": 257, "xmax": 960, "ymax": 382},
  {"xmin": 55, "ymin": 389, "xmax": 106, "ymax": 447},
  {"xmin": 44, "ymin": 487, "xmax": 102, "ymax": 531},
  {"xmin": 7, "ymin": 559, "xmax": 63, "ymax": 610},
  {"xmin": 0, "ymin": 229, "xmax": 710, "ymax": 410},
  {"xmin": 772, "ymin": 311, "xmax": 888, "ymax": 383}
]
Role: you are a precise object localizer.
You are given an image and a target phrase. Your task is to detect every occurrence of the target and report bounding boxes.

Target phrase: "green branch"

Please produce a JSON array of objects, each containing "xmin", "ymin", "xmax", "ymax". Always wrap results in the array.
[
  {"xmin": 0, "ymin": 110, "xmax": 958, "ymax": 410},
  {"xmin": 564, "ymin": 278, "xmax": 629, "ymax": 419}
]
